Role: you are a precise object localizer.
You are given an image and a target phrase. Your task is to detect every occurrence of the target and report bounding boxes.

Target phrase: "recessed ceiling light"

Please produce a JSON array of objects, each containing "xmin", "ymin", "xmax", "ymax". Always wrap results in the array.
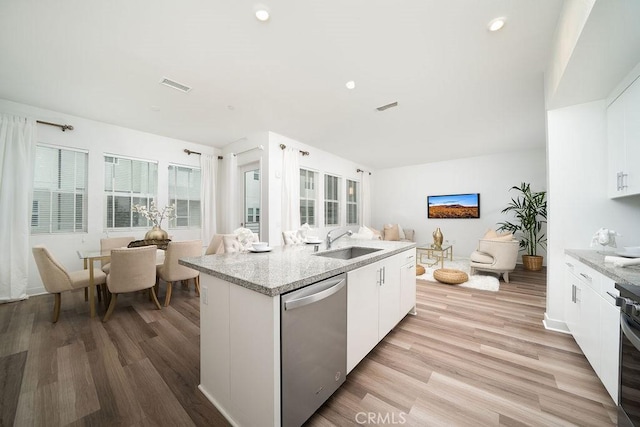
[
  {"xmin": 150, "ymin": 105, "xmax": 160, "ymax": 112},
  {"xmin": 227, "ymin": 105, "xmax": 235, "ymax": 111},
  {"xmin": 255, "ymin": 9, "xmax": 270, "ymax": 21},
  {"xmin": 345, "ymin": 80, "xmax": 356, "ymax": 90},
  {"xmin": 488, "ymin": 17, "xmax": 506, "ymax": 32}
]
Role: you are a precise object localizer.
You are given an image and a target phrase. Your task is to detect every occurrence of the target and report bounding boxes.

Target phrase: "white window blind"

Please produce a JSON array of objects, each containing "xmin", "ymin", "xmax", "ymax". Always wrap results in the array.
[
  {"xmin": 300, "ymin": 169, "xmax": 317, "ymax": 226},
  {"xmin": 346, "ymin": 179, "xmax": 359, "ymax": 226},
  {"xmin": 104, "ymin": 155, "xmax": 158, "ymax": 229},
  {"xmin": 324, "ymin": 174, "xmax": 341, "ymax": 226},
  {"xmin": 32, "ymin": 145, "xmax": 88, "ymax": 234},
  {"xmin": 168, "ymin": 164, "xmax": 201, "ymax": 228}
]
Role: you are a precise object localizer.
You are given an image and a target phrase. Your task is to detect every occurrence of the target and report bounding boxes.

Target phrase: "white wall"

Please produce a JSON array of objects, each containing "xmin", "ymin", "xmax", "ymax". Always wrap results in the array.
[
  {"xmin": 371, "ymin": 148, "xmax": 547, "ymax": 258},
  {"xmin": 546, "ymin": 100, "xmax": 640, "ymax": 328},
  {"xmin": 0, "ymin": 98, "xmax": 218, "ymax": 295},
  {"xmin": 219, "ymin": 131, "xmax": 372, "ymax": 246}
]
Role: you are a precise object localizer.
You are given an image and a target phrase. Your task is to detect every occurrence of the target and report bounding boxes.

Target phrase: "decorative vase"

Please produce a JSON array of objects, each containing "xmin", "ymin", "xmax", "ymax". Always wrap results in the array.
[
  {"xmin": 522, "ymin": 255, "xmax": 543, "ymax": 271},
  {"xmin": 145, "ymin": 225, "xmax": 168, "ymax": 240},
  {"xmin": 432, "ymin": 227, "xmax": 443, "ymax": 250}
]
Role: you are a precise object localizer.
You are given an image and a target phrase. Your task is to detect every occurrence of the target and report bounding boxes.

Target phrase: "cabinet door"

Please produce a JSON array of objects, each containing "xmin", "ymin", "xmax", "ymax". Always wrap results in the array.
[
  {"xmin": 607, "ymin": 93, "xmax": 626, "ymax": 198},
  {"xmin": 564, "ymin": 263, "xmax": 580, "ymax": 336},
  {"xmin": 400, "ymin": 260, "xmax": 416, "ymax": 316},
  {"xmin": 347, "ymin": 262, "xmax": 380, "ymax": 373},
  {"xmin": 625, "ymin": 78, "xmax": 640, "ymax": 195},
  {"xmin": 378, "ymin": 255, "xmax": 401, "ymax": 340},
  {"xmin": 600, "ymin": 276, "xmax": 620, "ymax": 403},
  {"xmin": 580, "ymin": 283, "xmax": 602, "ymax": 374}
]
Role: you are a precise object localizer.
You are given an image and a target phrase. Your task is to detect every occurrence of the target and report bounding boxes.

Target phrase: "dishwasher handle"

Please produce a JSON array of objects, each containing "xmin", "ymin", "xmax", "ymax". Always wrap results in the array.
[{"xmin": 284, "ymin": 278, "xmax": 346, "ymax": 311}]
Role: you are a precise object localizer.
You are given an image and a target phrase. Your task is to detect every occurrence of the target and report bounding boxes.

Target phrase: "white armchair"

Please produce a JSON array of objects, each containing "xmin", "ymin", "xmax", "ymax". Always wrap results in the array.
[{"xmin": 469, "ymin": 239, "xmax": 519, "ymax": 283}]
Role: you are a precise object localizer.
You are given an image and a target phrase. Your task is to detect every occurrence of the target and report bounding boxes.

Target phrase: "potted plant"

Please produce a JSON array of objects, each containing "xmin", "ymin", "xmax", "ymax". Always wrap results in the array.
[{"xmin": 497, "ymin": 182, "xmax": 547, "ymax": 271}]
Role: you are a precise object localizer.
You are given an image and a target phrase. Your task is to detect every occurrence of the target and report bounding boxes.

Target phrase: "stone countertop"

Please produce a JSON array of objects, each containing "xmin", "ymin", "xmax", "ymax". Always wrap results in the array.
[
  {"xmin": 565, "ymin": 249, "xmax": 640, "ymax": 287},
  {"xmin": 180, "ymin": 239, "xmax": 417, "ymax": 297}
]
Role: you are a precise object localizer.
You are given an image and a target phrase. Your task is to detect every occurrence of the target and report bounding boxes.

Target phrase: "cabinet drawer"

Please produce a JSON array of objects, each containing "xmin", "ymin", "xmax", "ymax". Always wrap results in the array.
[
  {"xmin": 399, "ymin": 249, "xmax": 416, "ymax": 266},
  {"xmin": 566, "ymin": 256, "xmax": 600, "ymax": 293},
  {"xmin": 600, "ymin": 274, "xmax": 619, "ymax": 306}
]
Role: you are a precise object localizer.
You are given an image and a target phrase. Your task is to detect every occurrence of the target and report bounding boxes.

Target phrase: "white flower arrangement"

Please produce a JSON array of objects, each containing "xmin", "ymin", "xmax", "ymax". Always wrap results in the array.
[{"xmin": 132, "ymin": 201, "xmax": 176, "ymax": 228}]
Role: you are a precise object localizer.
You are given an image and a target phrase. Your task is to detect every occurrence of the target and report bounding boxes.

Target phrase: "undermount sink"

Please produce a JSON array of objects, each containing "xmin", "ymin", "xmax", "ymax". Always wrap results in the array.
[{"xmin": 314, "ymin": 246, "xmax": 382, "ymax": 260}]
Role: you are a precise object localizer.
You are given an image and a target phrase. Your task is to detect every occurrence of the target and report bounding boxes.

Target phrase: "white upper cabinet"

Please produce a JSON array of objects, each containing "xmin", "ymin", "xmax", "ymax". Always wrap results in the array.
[{"xmin": 608, "ymin": 75, "xmax": 640, "ymax": 198}]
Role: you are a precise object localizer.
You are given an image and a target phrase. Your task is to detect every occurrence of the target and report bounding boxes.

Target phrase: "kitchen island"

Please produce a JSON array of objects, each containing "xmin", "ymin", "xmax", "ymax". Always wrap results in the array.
[{"xmin": 180, "ymin": 239, "xmax": 416, "ymax": 427}]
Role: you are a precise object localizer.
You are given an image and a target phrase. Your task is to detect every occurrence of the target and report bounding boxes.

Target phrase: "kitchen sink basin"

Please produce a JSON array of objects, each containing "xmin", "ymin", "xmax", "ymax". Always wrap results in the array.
[{"xmin": 314, "ymin": 246, "xmax": 382, "ymax": 260}]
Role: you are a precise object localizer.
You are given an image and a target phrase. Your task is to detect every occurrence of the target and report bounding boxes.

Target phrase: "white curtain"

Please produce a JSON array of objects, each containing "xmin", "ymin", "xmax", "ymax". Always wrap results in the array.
[
  {"xmin": 281, "ymin": 147, "xmax": 300, "ymax": 231},
  {"xmin": 360, "ymin": 171, "xmax": 371, "ymax": 227},
  {"xmin": 220, "ymin": 155, "xmax": 237, "ymax": 233},
  {"xmin": 0, "ymin": 114, "xmax": 37, "ymax": 302},
  {"xmin": 200, "ymin": 154, "xmax": 217, "ymax": 245}
]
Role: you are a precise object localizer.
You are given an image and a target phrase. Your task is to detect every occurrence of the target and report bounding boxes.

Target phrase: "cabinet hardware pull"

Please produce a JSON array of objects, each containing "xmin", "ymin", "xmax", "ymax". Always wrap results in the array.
[
  {"xmin": 382, "ymin": 266, "xmax": 386, "ymax": 284},
  {"xmin": 622, "ymin": 172, "xmax": 628, "ymax": 189},
  {"xmin": 572, "ymin": 284, "xmax": 575, "ymax": 303},
  {"xmin": 617, "ymin": 172, "xmax": 621, "ymax": 191},
  {"xmin": 579, "ymin": 272, "xmax": 592, "ymax": 281},
  {"xmin": 566, "ymin": 262, "xmax": 573, "ymax": 268}
]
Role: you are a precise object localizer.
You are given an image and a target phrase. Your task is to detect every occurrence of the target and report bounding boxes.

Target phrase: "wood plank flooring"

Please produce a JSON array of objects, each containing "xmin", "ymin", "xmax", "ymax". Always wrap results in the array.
[
  {"xmin": 308, "ymin": 266, "xmax": 617, "ymax": 426},
  {"xmin": 0, "ymin": 266, "xmax": 617, "ymax": 426}
]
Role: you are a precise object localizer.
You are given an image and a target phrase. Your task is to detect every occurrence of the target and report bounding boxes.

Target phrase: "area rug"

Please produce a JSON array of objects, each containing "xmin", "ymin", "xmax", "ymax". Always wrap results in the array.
[{"xmin": 416, "ymin": 258, "xmax": 500, "ymax": 291}]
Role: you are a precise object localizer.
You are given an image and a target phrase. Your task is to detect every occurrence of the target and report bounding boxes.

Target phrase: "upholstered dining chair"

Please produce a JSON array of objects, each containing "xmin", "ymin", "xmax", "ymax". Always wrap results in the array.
[
  {"xmin": 100, "ymin": 236, "xmax": 135, "ymax": 274},
  {"xmin": 282, "ymin": 230, "xmax": 303, "ymax": 245},
  {"xmin": 156, "ymin": 240, "xmax": 202, "ymax": 307},
  {"xmin": 205, "ymin": 234, "xmax": 235, "ymax": 255},
  {"xmin": 32, "ymin": 245, "xmax": 107, "ymax": 323},
  {"xmin": 103, "ymin": 245, "xmax": 161, "ymax": 322},
  {"xmin": 469, "ymin": 239, "xmax": 520, "ymax": 283},
  {"xmin": 222, "ymin": 235, "xmax": 243, "ymax": 253}
]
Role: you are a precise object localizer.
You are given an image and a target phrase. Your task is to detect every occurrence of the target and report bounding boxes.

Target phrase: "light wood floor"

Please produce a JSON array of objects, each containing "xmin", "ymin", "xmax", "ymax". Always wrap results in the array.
[{"xmin": 0, "ymin": 266, "xmax": 617, "ymax": 426}]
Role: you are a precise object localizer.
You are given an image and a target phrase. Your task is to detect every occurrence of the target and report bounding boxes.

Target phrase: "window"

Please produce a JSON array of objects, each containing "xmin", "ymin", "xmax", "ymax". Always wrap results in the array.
[
  {"xmin": 324, "ymin": 174, "xmax": 341, "ymax": 226},
  {"xmin": 32, "ymin": 145, "xmax": 88, "ymax": 233},
  {"xmin": 104, "ymin": 155, "xmax": 158, "ymax": 229},
  {"xmin": 300, "ymin": 169, "xmax": 317, "ymax": 226},
  {"xmin": 346, "ymin": 179, "xmax": 359, "ymax": 225},
  {"xmin": 168, "ymin": 165, "xmax": 201, "ymax": 228}
]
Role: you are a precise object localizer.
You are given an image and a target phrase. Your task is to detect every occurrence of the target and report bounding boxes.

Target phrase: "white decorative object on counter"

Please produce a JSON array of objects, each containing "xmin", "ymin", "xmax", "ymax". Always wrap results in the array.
[{"xmin": 590, "ymin": 228, "xmax": 620, "ymax": 253}]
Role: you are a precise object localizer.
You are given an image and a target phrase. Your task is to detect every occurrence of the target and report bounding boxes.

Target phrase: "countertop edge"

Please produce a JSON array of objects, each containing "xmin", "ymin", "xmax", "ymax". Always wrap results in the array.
[
  {"xmin": 181, "ymin": 241, "xmax": 417, "ymax": 297},
  {"xmin": 565, "ymin": 249, "xmax": 640, "ymax": 287}
]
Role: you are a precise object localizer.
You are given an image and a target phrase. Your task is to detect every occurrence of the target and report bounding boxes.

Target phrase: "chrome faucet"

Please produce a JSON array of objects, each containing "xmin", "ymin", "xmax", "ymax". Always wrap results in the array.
[{"xmin": 326, "ymin": 229, "xmax": 353, "ymax": 249}]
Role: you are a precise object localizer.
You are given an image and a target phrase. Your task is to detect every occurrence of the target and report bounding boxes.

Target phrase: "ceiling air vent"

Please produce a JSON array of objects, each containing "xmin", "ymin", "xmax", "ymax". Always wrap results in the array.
[
  {"xmin": 376, "ymin": 101, "xmax": 398, "ymax": 112},
  {"xmin": 159, "ymin": 77, "xmax": 192, "ymax": 93}
]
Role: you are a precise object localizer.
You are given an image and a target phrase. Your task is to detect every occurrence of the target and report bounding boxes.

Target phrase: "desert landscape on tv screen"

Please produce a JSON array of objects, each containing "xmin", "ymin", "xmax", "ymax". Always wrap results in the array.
[{"xmin": 428, "ymin": 194, "xmax": 479, "ymax": 218}]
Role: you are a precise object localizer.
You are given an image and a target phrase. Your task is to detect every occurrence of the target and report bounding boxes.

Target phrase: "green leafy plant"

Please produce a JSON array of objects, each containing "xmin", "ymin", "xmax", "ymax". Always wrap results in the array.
[{"xmin": 497, "ymin": 182, "xmax": 547, "ymax": 256}]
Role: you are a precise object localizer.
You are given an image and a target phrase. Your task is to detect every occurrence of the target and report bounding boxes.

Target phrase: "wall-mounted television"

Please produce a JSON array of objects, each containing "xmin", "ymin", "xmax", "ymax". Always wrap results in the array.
[{"xmin": 427, "ymin": 193, "xmax": 480, "ymax": 219}]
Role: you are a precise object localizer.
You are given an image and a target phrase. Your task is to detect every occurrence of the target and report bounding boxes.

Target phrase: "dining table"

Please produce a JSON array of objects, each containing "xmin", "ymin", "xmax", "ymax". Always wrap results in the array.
[{"xmin": 77, "ymin": 247, "xmax": 166, "ymax": 318}]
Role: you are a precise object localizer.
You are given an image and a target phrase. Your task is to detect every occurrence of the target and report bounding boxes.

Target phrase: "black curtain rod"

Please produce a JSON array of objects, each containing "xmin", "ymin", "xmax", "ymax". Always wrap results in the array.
[
  {"xmin": 279, "ymin": 143, "xmax": 309, "ymax": 156},
  {"xmin": 184, "ymin": 149, "xmax": 223, "ymax": 159},
  {"xmin": 357, "ymin": 168, "xmax": 372, "ymax": 175},
  {"xmin": 37, "ymin": 120, "xmax": 74, "ymax": 132}
]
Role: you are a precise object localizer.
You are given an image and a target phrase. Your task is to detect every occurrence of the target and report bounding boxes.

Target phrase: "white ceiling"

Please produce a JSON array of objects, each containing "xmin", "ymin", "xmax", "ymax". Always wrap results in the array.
[{"xmin": 0, "ymin": 0, "xmax": 563, "ymax": 169}]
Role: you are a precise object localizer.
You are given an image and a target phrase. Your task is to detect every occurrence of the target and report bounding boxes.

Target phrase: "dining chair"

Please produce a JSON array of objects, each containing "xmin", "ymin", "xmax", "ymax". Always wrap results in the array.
[
  {"xmin": 103, "ymin": 245, "xmax": 161, "ymax": 322},
  {"xmin": 32, "ymin": 245, "xmax": 107, "ymax": 323},
  {"xmin": 205, "ymin": 234, "xmax": 235, "ymax": 255},
  {"xmin": 100, "ymin": 236, "xmax": 135, "ymax": 274},
  {"xmin": 156, "ymin": 240, "xmax": 202, "ymax": 306},
  {"xmin": 222, "ymin": 235, "xmax": 243, "ymax": 253},
  {"xmin": 282, "ymin": 230, "xmax": 303, "ymax": 245}
]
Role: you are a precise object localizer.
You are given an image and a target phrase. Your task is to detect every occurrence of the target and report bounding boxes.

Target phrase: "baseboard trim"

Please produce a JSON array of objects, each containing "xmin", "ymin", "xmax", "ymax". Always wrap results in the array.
[
  {"xmin": 543, "ymin": 312, "xmax": 570, "ymax": 334},
  {"xmin": 198, "ymin": 384, "xmax": 240, "ymax": 427}
]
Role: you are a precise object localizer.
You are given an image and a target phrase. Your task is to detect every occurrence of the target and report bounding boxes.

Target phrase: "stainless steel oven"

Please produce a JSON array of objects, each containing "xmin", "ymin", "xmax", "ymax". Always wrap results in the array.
[{"xmin": 614, "ymin": 283, "xmax": 640, "ymax": 426}]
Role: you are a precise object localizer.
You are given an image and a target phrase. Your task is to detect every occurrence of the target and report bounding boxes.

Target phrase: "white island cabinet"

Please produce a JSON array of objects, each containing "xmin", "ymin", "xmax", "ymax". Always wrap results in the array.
[
  {"xmin": 347, "ymin": 249, "xmax": 416, "ymax": 373},
  {"xmin": 183, "ymin": 240, "xmax": 416, "ymax": 427}
]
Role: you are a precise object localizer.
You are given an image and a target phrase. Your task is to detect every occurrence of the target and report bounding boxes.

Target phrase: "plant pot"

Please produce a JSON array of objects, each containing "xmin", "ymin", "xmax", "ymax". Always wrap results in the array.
[{"xmin": 522, "ymin": 255, "xmax": 543, "ymax": 271}]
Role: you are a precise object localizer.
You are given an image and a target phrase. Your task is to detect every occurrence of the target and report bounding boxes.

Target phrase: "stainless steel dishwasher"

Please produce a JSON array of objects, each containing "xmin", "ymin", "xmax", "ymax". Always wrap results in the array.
[{"xmin": 281, "ymin": 273, "xmax": 347, "ymax": 427}]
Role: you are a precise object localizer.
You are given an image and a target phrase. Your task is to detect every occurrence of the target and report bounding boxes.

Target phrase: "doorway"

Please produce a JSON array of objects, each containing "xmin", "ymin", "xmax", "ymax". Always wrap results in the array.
[{"xmin": 239, "ymin": 162, "xmax": 261, "ymax": 238}]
